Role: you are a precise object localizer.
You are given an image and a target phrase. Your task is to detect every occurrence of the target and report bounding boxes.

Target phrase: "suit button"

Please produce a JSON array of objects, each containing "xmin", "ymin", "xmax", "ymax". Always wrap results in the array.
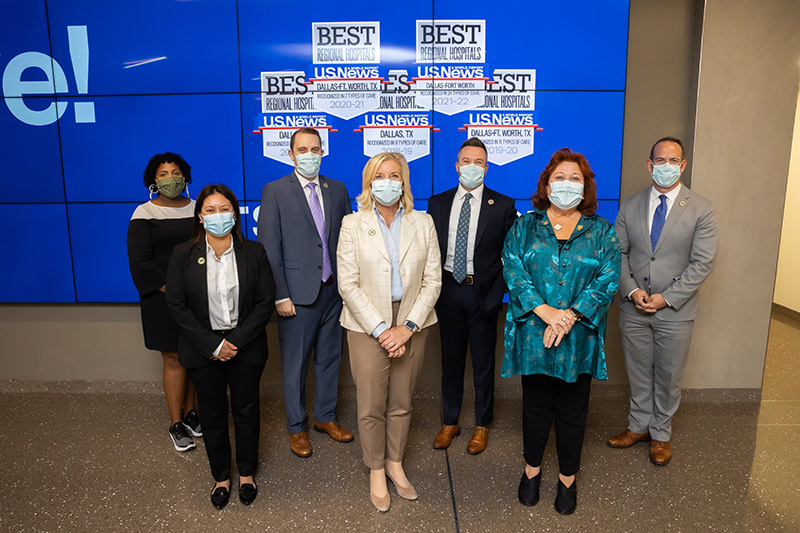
[
  {"xmin": 559, "ymin": 280, "xmax": 564, "ymax": 285},
  {"xmin": 644, "ymin": 277, "xmax": 648, "ymax": 281},
  {"xmin": 651, "ymin": 257, "xmax": 655, "ymax": 261},
  {"xmin": 558, "ymin": 301, "xmax": 563, "ymax": 306},
  {"xmin": 318, "ymin": 244, "xmax": 322, "ymax": 248},
  {"xmin": 562, "ymin": 263, "xmax": 567, "ymax": 267},
  {"xmin": 318, "ymin": 266, "xmax": 322, "ymax": 270}
]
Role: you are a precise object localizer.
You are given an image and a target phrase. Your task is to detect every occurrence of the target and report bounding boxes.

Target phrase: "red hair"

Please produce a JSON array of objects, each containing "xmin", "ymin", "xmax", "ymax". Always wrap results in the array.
[{"xmin": 532, "ymin": 148, "xmax": 598, "ymax": 215}]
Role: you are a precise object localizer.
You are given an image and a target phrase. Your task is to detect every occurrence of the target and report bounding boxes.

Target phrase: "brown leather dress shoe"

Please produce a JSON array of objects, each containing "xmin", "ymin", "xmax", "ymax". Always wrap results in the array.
[
  {"xmin": 467, "ymin": 426, "xmax": 489, "ymax": 455},
  {"xmin": 289, "ymin": 430, "xmax": 312, "ymax": 458},
  {"xmin": 607, "ymin": 429, "xmax": 651, "ymax": 448},
  {"xmin": 313, "ymin": 421, "xmax": 354, "ymax": 443},
  {"xmin": 433, "ymin": 424, "xmax": 460, "ymax": 449},
  {"xmin": 649, "ymin": 440, "xmax": 672, "ymax": 466}
]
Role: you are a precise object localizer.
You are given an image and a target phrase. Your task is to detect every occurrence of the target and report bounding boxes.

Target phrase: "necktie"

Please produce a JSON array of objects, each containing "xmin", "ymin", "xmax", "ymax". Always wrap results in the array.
[
  {"xmin": 650, "ymin": 194, "xmax": 667, "ymax": 251},
  {"xmin": 453, "ymin": 192, "xmax": 472, "ymax": 283},
  {"xmin": 306, "ymin": 182, "xmax": 332, "ymax": 282}
]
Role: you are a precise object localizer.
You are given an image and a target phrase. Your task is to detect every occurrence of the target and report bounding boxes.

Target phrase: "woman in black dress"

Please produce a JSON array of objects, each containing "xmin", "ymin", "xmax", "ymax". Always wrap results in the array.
[{"xmin": 127, "ymin": 152, "xmax": 200, "ymax": 452}]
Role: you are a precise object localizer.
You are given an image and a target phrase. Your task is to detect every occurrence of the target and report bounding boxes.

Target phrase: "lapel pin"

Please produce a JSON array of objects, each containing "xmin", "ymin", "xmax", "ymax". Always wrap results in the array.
[
  {"xmin": 543, "ymin": 221, "xmax": 549, "ymax": 225},
  {"xmin": 198, "ymin": 257, "xmax": 206, "ymax": 265},
  {"xmin": 488, "ymin": 199, "xmax": 494, "ymax": 205},
  {"xmin": 323, "ymin": 182, "xmax": 329, "ymax": 188},
  {"xmin": 368, "ymin": 229, "xmax": 376, "ymax": 236},
  {"xmin": 577, "ymin": 225, "xmax": 583, "ymax": 230},
  {"xmin": 679, "ymin": 200, "xmax": 686, "ymax": 207}
]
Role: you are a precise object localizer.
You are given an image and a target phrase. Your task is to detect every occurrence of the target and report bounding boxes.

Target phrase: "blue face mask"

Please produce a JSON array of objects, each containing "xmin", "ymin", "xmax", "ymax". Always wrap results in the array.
[
  {"xmin": 458, "ymin": 164, "xmax": 485, "ymax": 189},
  {"xmin": 371, "ymin": 179, "xmax": 403, "ymax": 207},
  {"xmin": 651, "ymin": 163, "xmax": 681, "ymax": 188},
  {"xmin": 203, "ymin": 212, "xmax": 235, "ymax": 237},
  {"xmin": 294, "ymin": 152, "xmax": 321, "ymax": 178},
  {"xmin": 548, "ymin": 181, "xmax": 584, "ymax": 210}
]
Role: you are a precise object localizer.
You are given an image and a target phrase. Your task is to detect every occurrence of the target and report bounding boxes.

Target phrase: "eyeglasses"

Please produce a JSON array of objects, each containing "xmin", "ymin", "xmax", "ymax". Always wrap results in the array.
[{"xmin": 652, "ymin": 157, "xmax": 684, "ymax": 165}]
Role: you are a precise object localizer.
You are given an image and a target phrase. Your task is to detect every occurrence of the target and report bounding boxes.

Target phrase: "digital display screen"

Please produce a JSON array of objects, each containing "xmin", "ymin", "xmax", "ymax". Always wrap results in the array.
[{"xmin": 1, "ymin": 0, "xmax": 629, "ymax": 302}]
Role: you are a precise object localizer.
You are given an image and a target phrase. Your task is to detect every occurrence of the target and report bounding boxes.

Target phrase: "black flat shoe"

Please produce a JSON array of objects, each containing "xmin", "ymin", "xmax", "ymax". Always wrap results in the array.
[
  {"xmin": 554, "ymin": 479, "xmax": 577, "ymax": 515},
  {"xmin": 239, "ymin": 482, "xmax": 258, "ymax": 505},
  {"xmin": 210, "ymin": 484, "xmax": 230, "ymax": 510},
  {"xmin": 518, "ymin": 471, "xmax": 541, "ymax": 506}
]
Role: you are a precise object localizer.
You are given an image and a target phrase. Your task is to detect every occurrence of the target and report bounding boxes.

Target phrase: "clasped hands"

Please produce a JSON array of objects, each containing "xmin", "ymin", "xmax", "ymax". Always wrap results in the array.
[
  {"xmin": 378, "ymin": 326, "xmax": 412, "ymax": 358},
  {"xmin": 534, "ymin": 304, "xmax": 577, "ymax": 348},
  {"xmin": 630, "ymin": 289, "xmax": 667, "ymax": 313},
  {"xmin": 212, "ymin": 339, "xmax": 238, "ymax": 362}
]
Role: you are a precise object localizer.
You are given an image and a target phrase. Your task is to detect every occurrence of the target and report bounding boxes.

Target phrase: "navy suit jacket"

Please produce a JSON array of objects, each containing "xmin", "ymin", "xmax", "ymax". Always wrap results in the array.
[
  {"xmin": 165, "ymin": 237, "xmax": 276, "ymax": 370},
  {"xmin": 428, "ymin": 185, "xmax": 517, "ymax": 313},
  {"xmin": 257, "ymin": 172, "xmax": 352, "ymax": 305}
]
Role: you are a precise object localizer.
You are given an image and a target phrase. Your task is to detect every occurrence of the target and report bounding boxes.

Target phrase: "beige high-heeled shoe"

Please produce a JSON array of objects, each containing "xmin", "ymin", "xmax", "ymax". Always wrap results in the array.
[
  {"xmin": 385, "ymin": 462, "xmax": 418, "ymax": 501},
  {"xmin": 369, "ymin": 469, "xmax": 391, "ymax": 512}
]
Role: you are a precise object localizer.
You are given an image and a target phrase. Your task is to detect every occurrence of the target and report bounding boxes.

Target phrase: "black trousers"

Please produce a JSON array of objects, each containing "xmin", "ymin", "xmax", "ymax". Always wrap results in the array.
[
  {"xmin": 521, "ymin": 373, "xmax": 592, "ymax": 477},
  {"xmin": 188, "ymin": 357, "xmax": 265, "ymax": 482},
  {"xmin": 437, "ymin": 275, "xmax": 499, "ymax": 427}
]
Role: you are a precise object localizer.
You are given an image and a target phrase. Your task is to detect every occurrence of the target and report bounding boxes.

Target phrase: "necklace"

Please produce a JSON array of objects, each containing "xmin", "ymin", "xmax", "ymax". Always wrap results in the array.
[{"xmin": 554, "ymin": 223, "xmax": 563, "ymax": 230}]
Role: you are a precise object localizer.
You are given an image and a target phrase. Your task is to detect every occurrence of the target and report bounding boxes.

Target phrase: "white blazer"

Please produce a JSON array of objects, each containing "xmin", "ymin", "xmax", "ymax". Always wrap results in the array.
[{"xmin": 337, "ymin": 208, "xmax": 442, "ymax": 334}]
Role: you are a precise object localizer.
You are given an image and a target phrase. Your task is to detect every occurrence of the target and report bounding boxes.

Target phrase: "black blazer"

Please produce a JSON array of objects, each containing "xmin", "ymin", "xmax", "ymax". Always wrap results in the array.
[
  {"xmin": 166, "ymin": 237, "xmax": 276, "ymax": 369},
  {"xmin": 428, "ymin": 185, "xmax": 517, "ymax": 314}
]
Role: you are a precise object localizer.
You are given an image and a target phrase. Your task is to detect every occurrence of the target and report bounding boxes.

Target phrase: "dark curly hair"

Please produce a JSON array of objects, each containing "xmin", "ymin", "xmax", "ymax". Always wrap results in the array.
[
  {"xmin": 142, "ymin": 152, "xmax": 192, "ymax": 189},
  {"xmin": 532, "ymin": 148, "xmax": 597, "ymax": 216}
]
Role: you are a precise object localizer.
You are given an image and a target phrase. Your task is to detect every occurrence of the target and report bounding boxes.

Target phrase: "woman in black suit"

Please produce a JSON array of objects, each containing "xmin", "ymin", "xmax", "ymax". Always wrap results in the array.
[{"xmin": 166, "ymin": 184, "xmax": 275, "ymax": 509}]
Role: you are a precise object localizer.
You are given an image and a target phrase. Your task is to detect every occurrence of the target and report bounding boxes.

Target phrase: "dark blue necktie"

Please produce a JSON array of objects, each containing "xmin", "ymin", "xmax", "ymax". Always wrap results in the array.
[
  {"xmin": 650, "ymin": 194, "xmax": 667, "ymax": 250},
  {"xmin": 452, "ymin": 192, "xmax": 472, "ymax": 283}
]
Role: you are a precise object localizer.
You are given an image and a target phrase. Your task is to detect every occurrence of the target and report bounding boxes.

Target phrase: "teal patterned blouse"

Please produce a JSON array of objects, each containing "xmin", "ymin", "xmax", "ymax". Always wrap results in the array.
[{"xmin": 501, "ymin": 210, "xmax": 621, "ymax": 382}]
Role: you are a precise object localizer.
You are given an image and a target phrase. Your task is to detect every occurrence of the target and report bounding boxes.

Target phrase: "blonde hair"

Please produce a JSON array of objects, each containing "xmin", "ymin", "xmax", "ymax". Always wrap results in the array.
[{"xmin": 356, "ymin": 152, "xmax": 414, "ymax": 211}]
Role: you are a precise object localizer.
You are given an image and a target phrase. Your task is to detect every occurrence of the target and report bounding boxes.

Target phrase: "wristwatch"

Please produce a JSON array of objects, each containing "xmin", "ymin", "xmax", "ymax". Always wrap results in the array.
[
  {"xmin": 403, "ymin": 319, "xmax": 420, "ymax": 333},
  {"xmin": 568, "ymin": 308, "xmax": 583, "ymax": 321}
]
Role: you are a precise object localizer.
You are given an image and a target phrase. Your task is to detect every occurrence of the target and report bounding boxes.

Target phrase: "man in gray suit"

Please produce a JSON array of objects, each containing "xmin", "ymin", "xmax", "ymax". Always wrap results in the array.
[
  {"xmin": 258, "ymin": 128, "xmax": 353, "ymax": 458},
  {"xmin": 607, "ymin": 137, "xmax": 718, "ymax": 466}
]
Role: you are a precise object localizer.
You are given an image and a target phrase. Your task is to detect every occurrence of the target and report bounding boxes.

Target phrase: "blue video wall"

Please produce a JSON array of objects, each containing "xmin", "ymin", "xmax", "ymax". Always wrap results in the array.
[{"xmin": 1, "ymin": 0, "xmax": 629, "ymax": 303}]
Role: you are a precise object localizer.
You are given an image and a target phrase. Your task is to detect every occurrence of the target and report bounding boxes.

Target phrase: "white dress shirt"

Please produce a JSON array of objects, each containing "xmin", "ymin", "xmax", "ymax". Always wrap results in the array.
[
  {"xmin": 276, "ymin": 174, "xmax": 324, "ymax": 305},
  {"xmin": 206, "ymin": 236, "xmax": 239, "ymax": 356},
  {"xmin": 444, "ymin": 183, "xmax": 483, "ymax": 275}
]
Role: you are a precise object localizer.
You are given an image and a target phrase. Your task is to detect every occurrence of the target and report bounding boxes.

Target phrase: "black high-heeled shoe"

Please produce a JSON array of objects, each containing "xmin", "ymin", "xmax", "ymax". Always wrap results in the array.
[
  {"xmin": 554, "ymin": 478, "xmax": 577, "ymax": 515},
  {"xmin": 211, "ymin": 484, "xmax": 230, "ymax": 510},
  {"xmin": 239, "ymin": 482, "xmax": 258, "ymax": 505},
  {"xmin": 518, "ymin": 470, "xmax": 541, "ymax": 506}
]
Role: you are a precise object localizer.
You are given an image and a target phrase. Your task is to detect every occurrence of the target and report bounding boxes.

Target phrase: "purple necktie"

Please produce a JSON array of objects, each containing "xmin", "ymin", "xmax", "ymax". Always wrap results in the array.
[{"xmin": 306, "ymin": 182, "xmax": 332, "ymax": 282}]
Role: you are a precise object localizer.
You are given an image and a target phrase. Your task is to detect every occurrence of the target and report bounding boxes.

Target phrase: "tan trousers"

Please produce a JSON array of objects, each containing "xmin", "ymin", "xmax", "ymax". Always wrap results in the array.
[{"xmin": 347, "ymin": 303, "xmax": 429, "ymax": 470}]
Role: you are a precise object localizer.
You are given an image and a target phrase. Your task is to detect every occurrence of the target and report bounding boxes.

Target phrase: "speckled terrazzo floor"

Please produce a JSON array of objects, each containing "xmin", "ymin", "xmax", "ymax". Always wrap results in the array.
[{"xmin": 1, "ymin": 314, "xmax": 798, "ymax": 532}]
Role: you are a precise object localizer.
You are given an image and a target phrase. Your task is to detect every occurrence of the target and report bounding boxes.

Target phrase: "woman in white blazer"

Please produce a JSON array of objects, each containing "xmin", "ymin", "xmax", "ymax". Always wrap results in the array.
[{"xmin": 337, "ymin": 152, "xmax": 442, "ymax": 512}]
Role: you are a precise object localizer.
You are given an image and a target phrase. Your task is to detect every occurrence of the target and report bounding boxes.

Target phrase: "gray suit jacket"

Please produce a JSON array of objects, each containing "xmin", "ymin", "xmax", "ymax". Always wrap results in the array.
[
  {"xmin": 257, "ymin": 171, "xmax": 351, "ymax": 305},
  {"xmin": 616, "ymin": 184, "xmax": 718, "ymax": 321}
]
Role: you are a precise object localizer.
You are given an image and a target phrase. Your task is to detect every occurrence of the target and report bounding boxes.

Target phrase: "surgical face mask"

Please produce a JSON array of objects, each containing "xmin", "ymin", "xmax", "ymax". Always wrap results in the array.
[
  {"xmin": 371, "ymin": 179, "xmax": 403, "ymax": 207},
  {"xmin": 202, "ymin": 212, "xmax": 235, "ymax": 237},
  {"xmin": 294, "ymin": 152, "xmax": 321, "ymax": 178},
  {"xmin": 458, "ymin": 164, "xmax": 485, "ymax": 190},
  {"xmin": 153, "ymin": 175, "xmax": 186, "ymax": 199},
  {"xmin": 651, "ymin": 162, "xmax": 682, "ymax": 188},
  {"xmin": 548, "ymin": 181, "xmax": 584, "ymax": 210}
]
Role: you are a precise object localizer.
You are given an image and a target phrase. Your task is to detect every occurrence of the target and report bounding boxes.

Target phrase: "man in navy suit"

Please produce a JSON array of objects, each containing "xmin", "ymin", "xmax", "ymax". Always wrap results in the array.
[
  {"xmin": 427, "ymin": 137, "xmax": 517, "ymax": 454},
  {"xmin": 257, "ymin": 128, "xmax": 353, "ymax": 458}
]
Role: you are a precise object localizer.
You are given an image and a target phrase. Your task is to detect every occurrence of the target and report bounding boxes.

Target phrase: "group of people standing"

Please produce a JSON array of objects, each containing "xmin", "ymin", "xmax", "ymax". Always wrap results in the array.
[{"xmin": 127, "ymin": 130, "xmax": 717, "ymax": 514}]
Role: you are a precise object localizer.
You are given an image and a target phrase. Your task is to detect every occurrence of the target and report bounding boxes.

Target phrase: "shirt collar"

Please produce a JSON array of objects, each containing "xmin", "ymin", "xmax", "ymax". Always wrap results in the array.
[
  {"xmin": 206, "ymin": 235, "xmax": 234, "ymax": 260},
  {"xmin": 373, "ymin": 204, "xmax": 404, "ymax": 226},
  {"xmin": 457, "ymin": 183, "xmax": 484, "ymax": 201},
  {"xmin": 650, "ymin": 182, "xmax": 682, "ymax": 204},
  {"xmin": 298, "ymin": 174, "xmax": 320, "ymax": 189}
]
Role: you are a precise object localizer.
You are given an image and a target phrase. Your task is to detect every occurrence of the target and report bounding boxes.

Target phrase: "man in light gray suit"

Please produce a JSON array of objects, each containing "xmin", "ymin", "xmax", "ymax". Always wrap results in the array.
[
  {"xmin": 258, "ymin": 128, "xmax": 353, "ymax": 458},
  {"xmin": 607, "ymin": 137, "xmax": 718, "ymax": 466}
]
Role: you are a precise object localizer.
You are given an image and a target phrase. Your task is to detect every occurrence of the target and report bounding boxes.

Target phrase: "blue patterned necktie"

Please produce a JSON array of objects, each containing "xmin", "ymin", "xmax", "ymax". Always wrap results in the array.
[
  {"xmin": 650, "ymin": 194, "xmax": 668, "ymax": 251},
  {"xmin": 306, "ymin": 182, "xmax": 332, "ymax": 281},
  {"xmin": 453, "ymin": 192, "xmax": 473, "ymax": 283}
]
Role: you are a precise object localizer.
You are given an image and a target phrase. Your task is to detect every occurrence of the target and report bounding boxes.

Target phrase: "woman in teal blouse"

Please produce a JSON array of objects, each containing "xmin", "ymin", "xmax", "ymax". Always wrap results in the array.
[{"xmin": 502, "ymin": 148, "xmax": 620, "ymax": 515}]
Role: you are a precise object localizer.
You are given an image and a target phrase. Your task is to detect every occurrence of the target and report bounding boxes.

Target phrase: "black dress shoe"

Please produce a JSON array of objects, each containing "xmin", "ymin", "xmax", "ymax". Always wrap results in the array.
[
  {"xmin": 210, "ymin": 484, "xmax": 230, "ymax": 510},
  {"xmin": 554, "ymin": 479, "xmax": 577, "ymax": 515},
  {"xmin": 518, "ymin": 471, "xmax": 541, "ymax": 506},
  {"xmin": 238, "ymin": 482, "xmax": 258, "ymax": 505}
]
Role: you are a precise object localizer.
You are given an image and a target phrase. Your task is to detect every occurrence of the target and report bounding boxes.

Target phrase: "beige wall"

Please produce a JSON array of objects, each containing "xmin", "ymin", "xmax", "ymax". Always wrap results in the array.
[
  {"xmin": 774, "ymin": 87, "xmax": 800, "ymax": 313},
  {"xmin": 6, "ymin": 0, "xmax": 798, "ymax": 392},
  {"xmin": 685, "ymin": 0, "xmax": 800, "ymax": 388}
]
